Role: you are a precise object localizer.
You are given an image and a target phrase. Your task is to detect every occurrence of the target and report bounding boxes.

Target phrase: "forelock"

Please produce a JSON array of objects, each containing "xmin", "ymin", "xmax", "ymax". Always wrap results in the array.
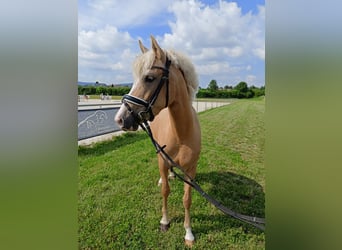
[{"xmin": 132, "ymin": 50, "xmax": 154, "ymax": 80}]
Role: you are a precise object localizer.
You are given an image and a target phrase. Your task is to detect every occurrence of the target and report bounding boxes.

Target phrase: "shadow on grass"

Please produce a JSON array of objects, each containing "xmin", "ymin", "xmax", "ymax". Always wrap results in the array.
[
  {"xmin": 180, "ymin": 171, "xmax": 265, "ymax": 234},
  {"xmin": 78, "ymin": 131, "xmax": 148, "ymax": 156}
]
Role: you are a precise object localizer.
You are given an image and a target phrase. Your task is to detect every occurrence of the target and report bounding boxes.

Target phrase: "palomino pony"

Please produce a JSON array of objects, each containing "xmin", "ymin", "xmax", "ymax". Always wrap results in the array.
[{"xmin": 115, "ymin": 36, "xmax": 201, "ymax": 246}]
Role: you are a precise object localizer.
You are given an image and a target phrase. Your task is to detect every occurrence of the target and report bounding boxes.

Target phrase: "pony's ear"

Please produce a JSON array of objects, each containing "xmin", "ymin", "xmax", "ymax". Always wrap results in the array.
[
  {"xmin": 138, "ymin": 40, "xmax": 148, "ymax": 53},
  {"xmin": 151, "ymin": 35, "xmax": 165, "ymax": 61}
]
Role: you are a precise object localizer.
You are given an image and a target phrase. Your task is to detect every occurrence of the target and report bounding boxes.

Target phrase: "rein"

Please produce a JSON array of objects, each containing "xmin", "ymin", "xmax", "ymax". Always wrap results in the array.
[
  {"xmin": 122, "ymin": 57, "xmax": 172, "ymax": 122},
  {"xmin": 140, "ymin": 120, "xmax": 266, "ymax": 231}
]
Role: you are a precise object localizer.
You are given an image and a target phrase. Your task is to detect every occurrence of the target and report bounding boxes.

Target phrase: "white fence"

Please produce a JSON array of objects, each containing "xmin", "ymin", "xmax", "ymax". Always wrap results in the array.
[{"xmin": 78, "ymin": 100, "xmax": 230, "ymax": 143}]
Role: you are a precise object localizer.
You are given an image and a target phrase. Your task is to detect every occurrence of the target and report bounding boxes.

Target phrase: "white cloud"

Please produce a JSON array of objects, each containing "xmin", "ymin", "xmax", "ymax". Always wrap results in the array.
[
  {"xmin": 79, "ymin": 0, "xmax": 173, "ymax": 30},
  {"xmin": 164, "ymin": 1, "xmax": 252, "ymax": 48},
  {"xmin": 79, "ymin": 26, "xmax": 133, "ymax": 52},
  {"xmin": 223, "ymin": 46, "xmax": 244, "ymax": 58},
  {"xmin": 253, "ymin": 48, "xmax": 265, "ymax": 60},
  {"xmin": 197, "ymin": 62, "xmax": 242, "ymax": 76},
  {"xmin": 160, "ymin": 0, "xmax": 265, "ymax": 86},
  {"xmin": 78, "ymin": 25, "xmax": 138, "ymax": 83},
  {"xmin": 87, "ymin": 0, "xmax": 115, "ymax": 11},
  {"xmin": 246, "ymin": 75, "xmax": 257, "ymax": 85},
  {"xmin": 78, "ymin": 0, "xmax": 265, "ymax": 87}
]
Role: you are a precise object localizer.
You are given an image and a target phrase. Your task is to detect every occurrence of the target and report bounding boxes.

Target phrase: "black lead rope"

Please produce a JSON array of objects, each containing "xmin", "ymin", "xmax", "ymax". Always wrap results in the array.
[{"xmin": 140, "ymin": 121, "xmax": 266, "ymax": 231}]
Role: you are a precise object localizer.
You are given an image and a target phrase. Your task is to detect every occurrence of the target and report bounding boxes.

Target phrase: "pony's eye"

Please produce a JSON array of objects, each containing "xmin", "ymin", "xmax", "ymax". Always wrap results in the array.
[{"xmin": 145, "ymin": 75, "xmax": 155, "ymax": 83}]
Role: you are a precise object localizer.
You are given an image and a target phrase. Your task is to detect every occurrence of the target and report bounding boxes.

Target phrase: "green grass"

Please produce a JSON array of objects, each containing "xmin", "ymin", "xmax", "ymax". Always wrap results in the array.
[
  {"xmin": 78, "ymin": 98, "xmax": 265, "ymax": 249},
  {"xmin": 85, "ymin": 95, "xmax": 122, "ymax": 100}
]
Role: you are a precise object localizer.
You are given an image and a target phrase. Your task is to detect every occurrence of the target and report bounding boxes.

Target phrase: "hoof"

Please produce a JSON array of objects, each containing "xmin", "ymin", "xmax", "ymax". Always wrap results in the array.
[
  {"xmin": 160, "ymin": 222, "xmax": 171, "ymax": 232},
  {"xmin": 185, "ymin": 239, "xmax": 194, "ymax": 247}
]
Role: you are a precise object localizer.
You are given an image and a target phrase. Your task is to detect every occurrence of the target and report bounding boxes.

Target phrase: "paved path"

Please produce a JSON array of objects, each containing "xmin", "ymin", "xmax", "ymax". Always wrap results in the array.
[{"xmin": 78, "ymin": 100, "xmax": 230, "ymax": 146}]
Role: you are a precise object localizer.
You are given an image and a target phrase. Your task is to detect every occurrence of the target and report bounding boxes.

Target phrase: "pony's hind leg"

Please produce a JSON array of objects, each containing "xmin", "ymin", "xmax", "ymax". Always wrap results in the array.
[
  {"xmin": 157, "ymin": 169, "xmax": 175, "ymax": 186},
  {"xmin": 159, "ymin": 160, "xmax": 171, "ymax": 231},
  {"xmin": 183, "ymin": 173, "xmax": 196, "ymax": 247},
  {"xmin": 168, "ymin": 169, "xmax": 176, "ymax": 179}
]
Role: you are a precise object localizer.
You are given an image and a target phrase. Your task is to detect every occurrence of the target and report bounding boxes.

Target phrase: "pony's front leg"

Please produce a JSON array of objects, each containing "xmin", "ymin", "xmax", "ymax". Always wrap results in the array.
[
  {"xmin": 159, "ymin": 159, "xmax": 171, "ymax": 231},
  {"xmin": 184, "ymin": 177, "xmax": 195, "ymax": 247}
]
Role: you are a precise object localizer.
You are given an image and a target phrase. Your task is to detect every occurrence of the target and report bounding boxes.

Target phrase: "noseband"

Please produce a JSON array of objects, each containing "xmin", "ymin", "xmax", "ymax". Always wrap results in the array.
[{"xmin": 121, "ymin": 56, "xmax": 172, "ymax": 123}]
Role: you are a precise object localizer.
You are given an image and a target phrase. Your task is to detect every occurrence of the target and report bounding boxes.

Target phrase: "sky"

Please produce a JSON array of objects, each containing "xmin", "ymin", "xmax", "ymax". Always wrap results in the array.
[{"xmin": 78, "ymin": 0, "xmax": 265, "ymax": 88}]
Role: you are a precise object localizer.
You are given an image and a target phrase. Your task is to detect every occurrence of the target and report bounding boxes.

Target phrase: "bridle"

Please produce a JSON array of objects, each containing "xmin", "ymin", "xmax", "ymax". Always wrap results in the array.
[{"xmin": 121, "ymin": 56, "xmax": 172, "ymax": 123}]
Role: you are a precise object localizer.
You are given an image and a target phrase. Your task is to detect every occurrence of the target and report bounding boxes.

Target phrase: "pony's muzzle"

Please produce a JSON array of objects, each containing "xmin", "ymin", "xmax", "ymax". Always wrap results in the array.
[
  {"xmin": 115, "ymin": 105, "xmax": 140, "ymax": 131},
  {"xmin": 115, "ymin": 114, "xmax": 139, "ymax": 131}
]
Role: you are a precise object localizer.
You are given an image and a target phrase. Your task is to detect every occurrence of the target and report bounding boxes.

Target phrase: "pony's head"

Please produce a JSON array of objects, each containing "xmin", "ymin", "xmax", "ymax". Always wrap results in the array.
[
  {"xmin": 115, "ymin": 36, "xmax": 172, "ymax": 131},
  {"xmin": 115, "ymin": 36, "xmax": 198, "ymax": 131}
]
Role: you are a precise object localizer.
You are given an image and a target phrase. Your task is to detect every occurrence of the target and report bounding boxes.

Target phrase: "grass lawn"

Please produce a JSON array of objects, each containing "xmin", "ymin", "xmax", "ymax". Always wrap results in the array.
[
  {"xmin": 86, "ymin": 95, "xmax": 122, "ymax": 100},
  {"xmin": 78, "ymin": 98, "xmax": 265, "ymax": 249}
]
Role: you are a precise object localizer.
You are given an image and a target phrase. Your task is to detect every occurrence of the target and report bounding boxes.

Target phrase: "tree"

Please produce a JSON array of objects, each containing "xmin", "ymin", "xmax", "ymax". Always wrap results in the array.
[
  {"xmin": 250, "ymin": 85, "xmax": 265, "ymax": 97},
  {"xmin": 207, "ymin": 79, "xmax": 218, "ymax": 91},
  {"xmin": 234, "ymin": 81, "xmax": 248, "ymax": 93},
  {"xmin": 96, "ymin": 86, "xmax": 107, "ymax": 95}
]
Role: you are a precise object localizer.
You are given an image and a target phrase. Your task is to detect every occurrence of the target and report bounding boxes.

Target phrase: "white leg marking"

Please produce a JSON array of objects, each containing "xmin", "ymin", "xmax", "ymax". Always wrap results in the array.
[
  {"xmin": 184, "ymin": 227, "xmax": 194, "ymax": 241},
  {"xmin": 168, "ymin": 171, "xmax": 175, "ymax": 179},
  {"xmin": 158, "ymin": 177, "xmax": 162, "ymax": 186},
  {"xmin": 160, "ymin": 216, "xmax": 170, "ymax": 225}
]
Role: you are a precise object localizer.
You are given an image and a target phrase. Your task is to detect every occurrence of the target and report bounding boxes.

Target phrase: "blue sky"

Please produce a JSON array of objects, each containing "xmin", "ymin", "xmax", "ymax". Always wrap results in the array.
[{"xmin": 78, "ymin": 0, "xmax": 265, "ymax": 88}]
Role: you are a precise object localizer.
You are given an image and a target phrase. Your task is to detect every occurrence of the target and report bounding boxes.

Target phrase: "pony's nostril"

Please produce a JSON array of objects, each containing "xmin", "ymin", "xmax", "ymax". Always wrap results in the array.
[{"xmin": 115, "ymin": 116, "xmax": 123, "ymax": 127}]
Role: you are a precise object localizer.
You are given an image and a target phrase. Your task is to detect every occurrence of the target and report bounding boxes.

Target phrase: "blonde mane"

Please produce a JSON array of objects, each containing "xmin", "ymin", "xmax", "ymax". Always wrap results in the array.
[{"xmin": 133, "ymin": 49, "xmax": 199, "ymax": 101}]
